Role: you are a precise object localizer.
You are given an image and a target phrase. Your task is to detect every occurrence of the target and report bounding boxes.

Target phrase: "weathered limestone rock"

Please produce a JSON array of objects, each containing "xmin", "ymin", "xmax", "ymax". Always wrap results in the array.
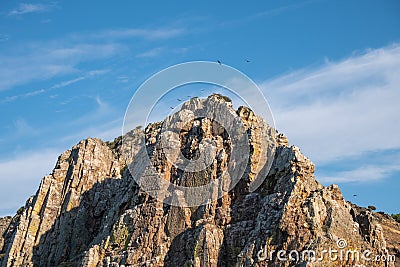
[
  {"xmin": 0, "ymin": 95, "xmax": 398, "ymax": 267},
  {"xmin": 1, "ymin": 139, "xmax": 123, "ymax": 266}
]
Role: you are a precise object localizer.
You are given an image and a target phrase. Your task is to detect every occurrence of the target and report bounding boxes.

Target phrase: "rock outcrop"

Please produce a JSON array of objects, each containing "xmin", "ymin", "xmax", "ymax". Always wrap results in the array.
[
  {"xmin": 0, "ymin": 95, "xmax": 398, "ymax": 267},
  {"xmin": 0, "ymin": 216, "xmax": 12, "ymax": 261}
]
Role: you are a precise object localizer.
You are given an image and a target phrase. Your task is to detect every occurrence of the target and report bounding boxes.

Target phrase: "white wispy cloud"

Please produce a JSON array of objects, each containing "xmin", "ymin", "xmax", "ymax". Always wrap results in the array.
[
  {"xmin": 0, "ymin": 34, "xmax": 9, "ymax": 42},
  {"xmin": 8, "ymin": 3, "xmax": 56, "ymax": 16},
  {"xmin": 0, "ymin": 25, "xmax": 184, "ymax": 92},
  {"xmin": 136, "ymin": 47, "xmax": 163, "ymax": 58},
  {"xmin": 319, "ymin": 163, "xmax": 400, "ymax": 183},
  {"xmin": 86, "ymin": 69, "xmax": 109, "ymax": 77},
  {"xmin": 94, "ymin": 95, "xmax": 110, "ymax": 112},
  {"xmin": 0, "ymin": 41, "xmax": 121, "ymax": 91},
  {"xmin": 91, "ymin": 28, "xmax": 185, "ymax": 40},
  {"xmin": 254, "ymin": 0, "xmax": 314, "ymax": 18},
  {"xmin": 41, "ymin": 18, "xmax": 52, "ymax": 24},
  {"xmin": 117, "ymin": 75, "xmax": 129, "ymax": 83},
  {"xmin": 1, "ymin": 69, "xmax": 108, "ymax": 103},
  {"xmin": 13, "ymin": 118, "xmax": 38, "ymax": 136},
  {"xmin": 51, "ymin": 76, "xmax": 85, "ymax": 89},
  {"xmin": 261, "ymin": 44, "xmax": 400, "ymax": 166},
  {"xmin": 220, "ymin": 1, "xmax": 314, "ymax": 28}
]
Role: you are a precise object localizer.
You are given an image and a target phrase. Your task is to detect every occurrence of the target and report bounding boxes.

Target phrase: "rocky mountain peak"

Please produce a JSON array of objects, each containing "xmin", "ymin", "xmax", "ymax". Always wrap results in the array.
[{"xmin": 0, "ymin": 96, "xmax": 398, "ymax": 267}]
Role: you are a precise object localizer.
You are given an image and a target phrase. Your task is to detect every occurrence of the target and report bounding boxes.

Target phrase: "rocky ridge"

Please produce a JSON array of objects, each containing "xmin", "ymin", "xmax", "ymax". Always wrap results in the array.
[{"xmin": 0, "ymin": 94, "xmax": 399, "ymax": 266}]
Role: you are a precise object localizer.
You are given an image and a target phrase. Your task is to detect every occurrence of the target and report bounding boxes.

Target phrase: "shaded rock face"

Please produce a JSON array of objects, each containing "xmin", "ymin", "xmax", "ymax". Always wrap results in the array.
[
  {"xmin": 1, "ymin": 95, "xmax": 399, "ymax": 267},
  {"xmin": 0, "ymin": 216, "xmax": 12, "ymax": 258}
]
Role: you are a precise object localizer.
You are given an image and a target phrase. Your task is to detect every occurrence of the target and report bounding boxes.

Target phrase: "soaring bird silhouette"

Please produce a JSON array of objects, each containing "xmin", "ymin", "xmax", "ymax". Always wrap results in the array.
[
  {"xmin": 246, "ymin": 59, "xmax": 250, "ymax": 62},
  {"xmin": 217, "ymin": 60, "xmax": 221, "ymax": 65},
  {"xmin": 353, "ymin": 194, "xmax": 358, "ymax": 197},
  {"xmin": 170, "ymin": 107, "xmax": 174, "ymax": 110},
  {"xmin": 177, "ymin": 98, "xmax": 182, "ymax": 101}
]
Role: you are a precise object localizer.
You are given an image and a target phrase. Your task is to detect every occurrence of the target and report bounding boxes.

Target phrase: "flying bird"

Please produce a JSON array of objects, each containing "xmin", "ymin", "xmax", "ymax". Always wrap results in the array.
[
  {"xmin": 177, "ymin": 98, "xmax": 182, "ymax": 101},
  {"xmin": 217, "ymin": 60, "xmax": 221, "ymax": 65},
  {"xmin": 353, "ymin": 194, "xmax": 358, "ymax": 197},
  {"xmin": 246, "ymin": 59, "xmax": 250, "ymax": 62},
  {"xmin": 170, "ymin": 107, "xmax": 174, "ymax": 109}
]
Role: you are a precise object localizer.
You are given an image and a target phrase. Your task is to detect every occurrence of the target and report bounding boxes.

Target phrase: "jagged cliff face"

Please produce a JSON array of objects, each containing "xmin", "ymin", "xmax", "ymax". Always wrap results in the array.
[
  {"xmin": 0, "ymin": 95, "xmax": 399, "ymax": 267},
  {"xmin": 0, "ymin": 216, "xmax": 12, "ymax": 258}
]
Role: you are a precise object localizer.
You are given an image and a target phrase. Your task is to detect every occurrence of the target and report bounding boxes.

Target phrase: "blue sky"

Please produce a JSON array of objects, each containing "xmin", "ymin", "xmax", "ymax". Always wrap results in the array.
[{"xmin": 0, "ymin": 0, "xmax": 399, "ymax": 216}]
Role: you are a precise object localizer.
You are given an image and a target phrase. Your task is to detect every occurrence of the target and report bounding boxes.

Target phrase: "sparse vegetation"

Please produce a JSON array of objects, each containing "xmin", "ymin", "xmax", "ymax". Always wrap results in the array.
[
  {"xmin": 17, "ymin": 207, "xmax": 24, "ymax": 215},
  {"xmin": 105, "ymin": 135, "xmax": 122, "ymax": 150},
  {"xmin": 368, "ymin": 205, "xmax": 376, "ymax": 211},
  {"xmin": 111, "ymin": 225, "xmax": 130, "ymax": 249},
  {"xmin": 391, "ymin": 213, "xmax": 400, "ymax": 223}
]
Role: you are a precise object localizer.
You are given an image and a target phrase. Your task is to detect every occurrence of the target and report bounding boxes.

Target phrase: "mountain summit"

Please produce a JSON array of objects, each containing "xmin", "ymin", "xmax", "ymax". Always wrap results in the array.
[{"xmin": 0, "ymin": 95, "xmax": 399, "ymax": 267}]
